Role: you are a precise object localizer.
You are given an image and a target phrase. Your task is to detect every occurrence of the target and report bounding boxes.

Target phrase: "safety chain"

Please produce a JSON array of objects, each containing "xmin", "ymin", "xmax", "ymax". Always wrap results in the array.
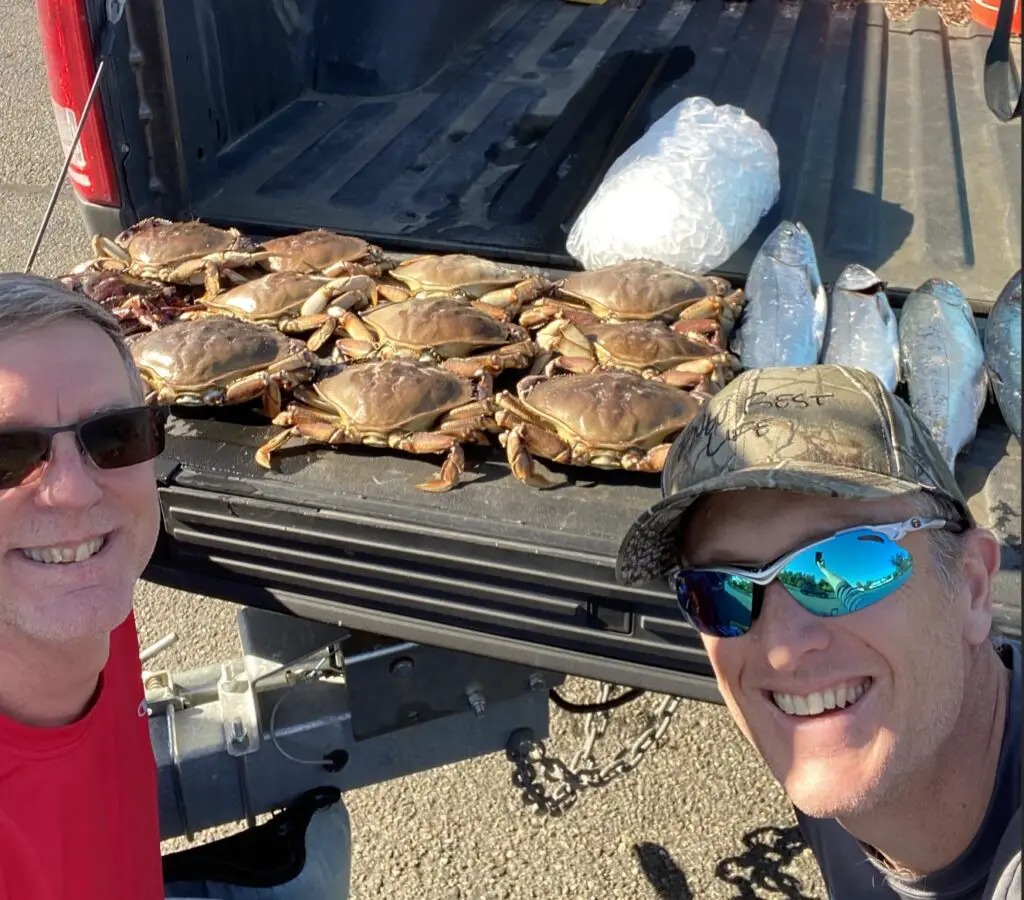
[{"xmin": 506, "ymin": 684, "xmax": 681, "ymax": 817}]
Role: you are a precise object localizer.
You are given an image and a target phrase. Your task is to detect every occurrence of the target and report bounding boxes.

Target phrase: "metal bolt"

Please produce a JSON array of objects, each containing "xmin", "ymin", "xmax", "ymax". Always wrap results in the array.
[
  {"xmin": 529, "ymin": 674, "xmax": 546, "ymax": 692},
  {"xmin": 229, "ymin": 719, "xmax": 249, "ymax": 749},
  {"xmin": 144, "ymin": 675, "xmax": 164, "ymax": 692},
  {"xmin": 466, "ymin": 690, "xmax": 487, "ymax": 718},
  {"xmin": 390, "ymin": 657, "xmax": 414, "ymax": 679}
]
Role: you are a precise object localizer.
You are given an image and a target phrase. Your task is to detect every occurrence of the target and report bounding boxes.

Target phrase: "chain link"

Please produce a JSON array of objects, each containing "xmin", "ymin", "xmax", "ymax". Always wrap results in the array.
[{"xmin": 506, "ymin": 684, "xmax": 681, "ymax": 816}]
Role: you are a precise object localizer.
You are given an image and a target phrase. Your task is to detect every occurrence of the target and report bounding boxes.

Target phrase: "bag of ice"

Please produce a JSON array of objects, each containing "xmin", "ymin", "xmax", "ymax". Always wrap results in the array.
[{"xmin": 566, "ymin": 97, "xmax": 780, "ymax": 275}]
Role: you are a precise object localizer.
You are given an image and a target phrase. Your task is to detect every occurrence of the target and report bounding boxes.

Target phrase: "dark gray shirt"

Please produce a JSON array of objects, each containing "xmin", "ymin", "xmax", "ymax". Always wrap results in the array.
[{"xmin": 796, "ymin": 639, "xmax": 1021, "ymax": 900}]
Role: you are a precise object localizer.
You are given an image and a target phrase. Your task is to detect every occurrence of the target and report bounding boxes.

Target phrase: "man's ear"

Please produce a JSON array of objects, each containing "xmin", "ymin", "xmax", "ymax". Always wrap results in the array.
[{"xmin": 959, "ymin": 528, "xmax": 1001, "ymax": 646}]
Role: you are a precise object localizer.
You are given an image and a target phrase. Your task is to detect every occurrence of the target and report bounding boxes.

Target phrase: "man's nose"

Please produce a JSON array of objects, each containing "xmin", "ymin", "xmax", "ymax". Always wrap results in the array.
[
  {"xmin": 753, "ymin": 581, "xmax": 831, "ymax": 670},
  {"xmin": 33, "ymin": 433, "xmax": 104, "ymax": 509}
]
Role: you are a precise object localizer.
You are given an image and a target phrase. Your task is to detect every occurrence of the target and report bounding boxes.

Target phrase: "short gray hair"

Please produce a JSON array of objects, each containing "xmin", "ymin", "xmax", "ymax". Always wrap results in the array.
[
  {"xmin": 911, "ymin": 491, "xmax": 969, "ymax": 594},
  {"xmin": 0, "ymin": 273, "xmax": 144, "ymax": 401}
]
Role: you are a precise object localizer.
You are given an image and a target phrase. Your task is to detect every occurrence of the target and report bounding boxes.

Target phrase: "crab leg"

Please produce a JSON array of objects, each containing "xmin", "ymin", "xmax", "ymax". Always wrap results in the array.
[
  {"xmin": 543, "ymin": 356, "xmax": 599, "ymax": 377},
  {"xmin": 468, "ymin": 301, "xmax": 512, "ymax": 322},
  {"xmin": 654, "ymin": 369, "xmax": 712, "ymax": 391},
  {"xmin": 92, "ymin": 234, "xmax": 132, "ymax": 263},
  {"xmin": 477, "ymin": 276, "xmax": 554, "ymax": 316},
  {"xmin": 438, "ymin": 417, "xmax": 495, "ymax": 444},
  {"xmin": 519, "ymin": 299, "xmax": 598, "ymax": 331},
  {"xmin": 377, "ymin": 283, "xmax": 413, "ymax": 303},
  {"xmin": 619, "ymin": 443, "xmax": 674, "ymax": 474},
  {"xmin": 670, "ymin": 317, "xmax": 725, "ymax": 349},
  {"xmin": 534, "ymin": 318, "xmax": 595, "ymax": 359},
  {"xmin": 497, "ymin": 422, "xmax": 564, "ymax": 489},
  {"xmin": 441, "ymin": 340, "xmax": 537, "ymax": 378},
  {"xmin": 223, "ymin": 364, "xmax": 314, "ymax": 419},
  {"xmin": 321, "ymin": 260, "xmax": 383, "ymax": 279},
  {"xmin": 278, "ymin": 314, "xmax": 336, "ymax": 352},
  {"xmin": 333, "ymin": 338, "xmax": 377, "ymax": 361},
  {"xmin": 255, "ymin": 426, "xmax": 298, "ymax": 469},
  {"xmin": 309, "ymin": 275, "xmax": 379, "ymax": 316},
  {"xmin": 332, "ymin": 309, "xmax": 377, "ymax": 344},
  {"xmin": 388, "ymin": 432, "xmax": 466, "ymax": 493}
]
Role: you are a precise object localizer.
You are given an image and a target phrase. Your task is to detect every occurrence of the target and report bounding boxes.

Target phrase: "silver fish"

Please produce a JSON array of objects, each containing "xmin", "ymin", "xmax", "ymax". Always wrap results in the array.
[
  {"xmin": 898, "ymin": 278, "xmax": 987, "ymax": 472},
  {"xmin": 821, "ymin": 264, "xmax": 900, "ymax": 391},
  {"xmin": 731, "ymin": 220, "xmax": 828, "ymax": 368},
  {"xmin": 984, "ymin": 269, "xmax": 1021, "ymax": 440}
]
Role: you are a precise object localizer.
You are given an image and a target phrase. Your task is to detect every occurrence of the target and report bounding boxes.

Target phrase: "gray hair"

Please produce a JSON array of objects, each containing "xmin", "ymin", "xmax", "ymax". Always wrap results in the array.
[
  {"xmin": 911, "ymin": 491, "xmax": 1007, "ymax": 640},
  {"xmin": 911, "ymin": 491, "xmax": 968, "ymax": 595},
  {"xmin": 0, "ymin": 273, "xmax": 145, "ymax": 401}
]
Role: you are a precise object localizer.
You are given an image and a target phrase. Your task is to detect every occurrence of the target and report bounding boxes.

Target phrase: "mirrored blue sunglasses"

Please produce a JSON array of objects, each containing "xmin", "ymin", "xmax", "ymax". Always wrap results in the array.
[{"xmin": 669, "ymin": 515, "xmax": 968, "ymax": 638}]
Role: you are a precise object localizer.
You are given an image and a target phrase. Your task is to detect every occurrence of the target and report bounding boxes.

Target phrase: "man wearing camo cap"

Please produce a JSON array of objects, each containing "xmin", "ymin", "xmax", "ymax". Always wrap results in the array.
[{"xmin": 616, "ymin": 364, "xmax": 1020, "ymax": 899}]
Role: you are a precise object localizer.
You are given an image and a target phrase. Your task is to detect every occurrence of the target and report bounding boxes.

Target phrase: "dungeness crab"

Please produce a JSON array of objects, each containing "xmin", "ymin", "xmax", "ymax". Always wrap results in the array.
[
  {"xmin": 518, "ymin": 259, "xmax": 745, "ymax": 348},
  {"xmin": 259, "ymin": 230, "xmax": 387, "ymax": 278},
  {"xmin": 129, "ymin": 316, "xmax": 319, "ymax": 417},
  {"xmin": 381, "ymin": 253, "xmax": 553, "ymax": 314},
  {"xmin": 86, "ymin": 218, "xmax": 268, "ymax": 296},
  {"xmin": 331, "ymin": 295, "xmax": 536, "ymax": 377},
  {"xmin": 256, "ymin": 359, "xmax": 496, "ymax": 492},
  {"xmin": 534, "ymin": 319, "xmax": 741, "ymax": 392},
  {"xmin": 184, "ymin": 271, "xmax": 379, "ymax": 351},
  {"xmin": 494, "ymin": 370, "xmax": 706, "ymax": 488}
]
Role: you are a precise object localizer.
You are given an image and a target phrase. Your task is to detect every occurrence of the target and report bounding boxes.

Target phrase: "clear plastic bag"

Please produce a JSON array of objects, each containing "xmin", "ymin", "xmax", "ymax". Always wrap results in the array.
[{"xmin": 566, "ymin": 97, "xmax": 780, "ymax": 274}]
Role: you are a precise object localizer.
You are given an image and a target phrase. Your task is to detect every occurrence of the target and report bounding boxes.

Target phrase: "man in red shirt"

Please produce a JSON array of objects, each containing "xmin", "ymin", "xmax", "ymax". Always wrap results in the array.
[{"xmin": 0, "ymin": 274, "xmax": 166, "ymax": 899}]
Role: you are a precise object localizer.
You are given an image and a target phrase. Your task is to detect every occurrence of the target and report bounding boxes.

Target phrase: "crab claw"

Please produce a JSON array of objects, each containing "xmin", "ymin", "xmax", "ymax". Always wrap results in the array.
[
  {"xmin": 416, "ymin": 443, "xmax": 466, "ymax": 493},
  {"xmin": 255, "ymin": 426, "xmax": 297, "ymax": 469},
  {"xmin": 500, "ymin": 423, "xmax": 559, "ymax": 489}
]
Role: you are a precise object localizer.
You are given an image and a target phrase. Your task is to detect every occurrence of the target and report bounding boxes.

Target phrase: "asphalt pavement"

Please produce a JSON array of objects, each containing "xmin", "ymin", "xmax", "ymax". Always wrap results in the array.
[{"xmin": 0, "ymin": 4, "xmax": 825, "ymax": 896}]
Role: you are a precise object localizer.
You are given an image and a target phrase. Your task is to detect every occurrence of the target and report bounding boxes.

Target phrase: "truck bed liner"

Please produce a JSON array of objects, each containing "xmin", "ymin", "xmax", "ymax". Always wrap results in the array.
[{"xmin": 175, "ymin": 0, "xmax": 1022, "ymax": 305}]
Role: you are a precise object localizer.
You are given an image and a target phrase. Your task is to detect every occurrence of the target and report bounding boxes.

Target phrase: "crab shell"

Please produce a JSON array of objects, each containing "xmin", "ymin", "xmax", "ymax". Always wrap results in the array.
[
  {"xmin": 259, "ymin": 230, "xmax": 385, "ymax": 275},
  {"xmin": 356, "ymin": 296, "xmax": 529, "ymax": 356},
  {"xmin": 555, "ymin": 259, "xmax": 731, "ymax": 321},
  {"xmin": 388, "ymin": 254, "xmax": 535, "ymax": 296},
  {"xmin": 506, "ymin": 371, "xmax": 702, "ymax": 453},
  {"xmin": 113, "ymin": 218, "xmax": 258, "ymax": 267},
  {"xmin": 298, "ymin": 359, "xmax": 479, "ymax": 436},
  {"xmin": 202, "ymin": 272, "xmax": 372, "ymax": 321},
  {"xmin": 129, "ymin": 316, "xmax": 318, "ymax": 405}
]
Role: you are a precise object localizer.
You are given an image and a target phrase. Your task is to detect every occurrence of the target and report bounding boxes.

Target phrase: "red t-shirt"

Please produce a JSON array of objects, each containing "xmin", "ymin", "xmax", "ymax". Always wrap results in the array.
[{"xmin": 0, "ymin": 612, "xmax": 165, "ymax": 899}]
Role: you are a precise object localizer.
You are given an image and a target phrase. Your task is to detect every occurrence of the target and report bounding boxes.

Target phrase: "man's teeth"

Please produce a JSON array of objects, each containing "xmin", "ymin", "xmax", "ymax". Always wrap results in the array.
[
  {"xmin": 772, "ymin": 678, "xmax": 870, "ymax": 717},
  {"xmin": 21, "ymin": 537, "xmax": 105, "ymax": 565}
]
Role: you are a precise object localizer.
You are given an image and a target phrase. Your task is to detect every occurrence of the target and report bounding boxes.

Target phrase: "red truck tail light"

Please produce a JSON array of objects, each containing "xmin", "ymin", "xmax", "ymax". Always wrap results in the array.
[{"xmin": 34, "ymin": 0, "xmax": 120, "ymax": 207}]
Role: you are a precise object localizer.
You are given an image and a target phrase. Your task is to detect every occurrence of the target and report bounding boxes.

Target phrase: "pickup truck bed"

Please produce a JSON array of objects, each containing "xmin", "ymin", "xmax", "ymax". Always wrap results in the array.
[
  {"xmin": 100, "ymin": 0, "xmax": 1021, "ymax": 698},
  {"xmin": 123, "ymin": 0, "xmax": 1023, "ymax": 304}
]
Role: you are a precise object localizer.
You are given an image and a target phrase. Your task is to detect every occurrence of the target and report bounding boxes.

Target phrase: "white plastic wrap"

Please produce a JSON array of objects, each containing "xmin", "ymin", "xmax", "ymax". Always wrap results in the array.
[{"xmin": 566, "ymin": 97, "xmax": 780, "ymax": 274}]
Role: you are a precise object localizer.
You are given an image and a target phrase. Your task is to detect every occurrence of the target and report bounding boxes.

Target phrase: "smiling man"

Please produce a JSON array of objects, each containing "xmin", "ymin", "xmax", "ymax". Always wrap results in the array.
[
  {"xmin": 616, "ymin": 365, "xmax": 1020, "ymax": 899},
  {"xmin": 0, "ymin": 274, "xmax": 167, "ymax": 899}
]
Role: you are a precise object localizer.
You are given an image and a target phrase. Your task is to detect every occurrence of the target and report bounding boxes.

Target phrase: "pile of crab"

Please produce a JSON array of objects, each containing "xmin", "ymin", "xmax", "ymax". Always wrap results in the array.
[{"xmin": 63, "ymin": 218, "xmax": 748, "ymax": 492}]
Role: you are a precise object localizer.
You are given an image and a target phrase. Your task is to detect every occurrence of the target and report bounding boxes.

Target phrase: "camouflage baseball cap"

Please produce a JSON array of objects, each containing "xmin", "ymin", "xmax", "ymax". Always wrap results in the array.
[{"xmin": 615, "ymin": 364, "xmax": 974, "ymax": 586}]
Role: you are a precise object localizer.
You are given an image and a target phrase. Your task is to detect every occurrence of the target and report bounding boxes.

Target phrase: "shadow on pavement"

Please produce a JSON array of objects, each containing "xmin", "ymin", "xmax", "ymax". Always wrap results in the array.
[
  {"xmin": 715, "ymin": 825, "xmax": 820, "ymax": 900},
  {"xmin": 633, "ymin": 842, "xmax": 693, "ymax": 899}
]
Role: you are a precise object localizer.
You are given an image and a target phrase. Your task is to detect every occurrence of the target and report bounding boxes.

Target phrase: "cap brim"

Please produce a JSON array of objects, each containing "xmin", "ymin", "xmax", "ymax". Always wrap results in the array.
[{"xmin": 614, "ymin": 462, "xmax": 928, "ymax": 586}]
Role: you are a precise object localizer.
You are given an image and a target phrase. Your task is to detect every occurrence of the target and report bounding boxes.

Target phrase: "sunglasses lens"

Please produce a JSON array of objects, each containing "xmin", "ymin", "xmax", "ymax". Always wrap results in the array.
[
  {"xmin": 80, "ymin": 407, "xmax": 166, "ymax": 470},
  {"xmin": 675, "ymin": 570, "xmax": 755, "ymax": 637},
  {"xmin": 0, "ymin": 431, "xmax": 50, "ymax": 490},
  {"xmin": 784, "ymin": 528, "xmax": 913, "ymax": 616}
]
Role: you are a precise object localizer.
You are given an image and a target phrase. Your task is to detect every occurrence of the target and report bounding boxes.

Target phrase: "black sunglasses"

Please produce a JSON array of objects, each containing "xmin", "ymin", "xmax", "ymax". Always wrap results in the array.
[{"xmin": 0, "ymin": 406, "xmax": 167, "ymax": 491}]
